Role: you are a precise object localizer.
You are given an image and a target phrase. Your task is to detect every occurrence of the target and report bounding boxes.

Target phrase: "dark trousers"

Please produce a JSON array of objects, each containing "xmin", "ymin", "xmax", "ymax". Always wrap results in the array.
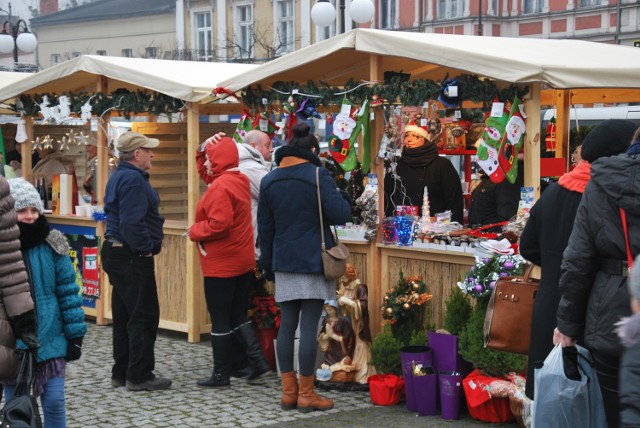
[
  {"xmin": 101, "ymin": 241, "xmax": 160, "ymax": 384},
  {"xmin": 203, "ymin": 271, "xmax": 253, "ymax": 334},
  {"xmin": 592, "ymin": 349, "xmax": 621, "ymax": 428}
]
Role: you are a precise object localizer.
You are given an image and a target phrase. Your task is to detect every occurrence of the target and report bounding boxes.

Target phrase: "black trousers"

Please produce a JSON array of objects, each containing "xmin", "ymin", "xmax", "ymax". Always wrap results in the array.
[
  {"xmin": 203, "ymin": 271, "xmax": 253, "ymax": 334},
  {"xmin": 101, "ymin": 241, "xmax": 160, "ymax": 384}
]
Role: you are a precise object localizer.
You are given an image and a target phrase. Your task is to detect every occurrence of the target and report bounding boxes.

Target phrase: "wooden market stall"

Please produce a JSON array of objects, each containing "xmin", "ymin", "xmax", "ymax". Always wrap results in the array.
[
  {"xmin": 215, "ymin": 28, "xmax": 640, "ymax": 334},
  {"xmin": 0, "ymin": 55, "xmax": 257, "ymax": 342}
]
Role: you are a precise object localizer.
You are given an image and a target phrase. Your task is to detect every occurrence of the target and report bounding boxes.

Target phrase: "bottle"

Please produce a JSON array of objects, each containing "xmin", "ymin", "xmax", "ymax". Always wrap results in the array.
[{"xmin": 38, "ymin": 177, "xmax": 48, "ymax": 210}]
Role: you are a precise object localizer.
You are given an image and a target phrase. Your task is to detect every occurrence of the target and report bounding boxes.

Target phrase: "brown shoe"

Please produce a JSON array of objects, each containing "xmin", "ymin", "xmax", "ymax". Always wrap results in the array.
[
  {"xmin": 281, "ymin": 371, "xmax": 298, "ymax": 410},
  {"xmin": 297, "ymin": 375, "xmax": 333, "ymax": 413}
]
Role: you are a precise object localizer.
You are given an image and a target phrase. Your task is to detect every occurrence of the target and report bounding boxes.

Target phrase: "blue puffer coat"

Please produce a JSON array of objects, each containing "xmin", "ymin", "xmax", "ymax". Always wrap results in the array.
[
  {"xmin": 18, "ymin": 229, "xmax": 87, "ymax": 363},
  {"xmin": 258, "ymin": 145, "xmax": 352, "ymax": 274}
]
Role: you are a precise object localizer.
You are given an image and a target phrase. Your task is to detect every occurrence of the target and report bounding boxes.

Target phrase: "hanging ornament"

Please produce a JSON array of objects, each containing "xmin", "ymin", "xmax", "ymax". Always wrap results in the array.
[
  {"xmin": 15, "ymin": 118, "xmax": 27, "ymax": 143},
  {"xmin": 411, "ymin": 281, "xmax": 420, "ymax": 291},
  {"xmin": 384, "ymin": 307, "xmax": 394, "ymax": 318},
  {"xmin": 402, "ymin": 302, "xmax": 412, "ymax": 311},
  {"xmin": 59, "ymin": 136, "xmax": 69, "ymax": 151},
  {"xmin": 545, "ymin": 116, "xmax": 557, "ymax": 152},
  {"xmin": 56, "ymin": 96, "xmax": 72, "ymax": 122},
  {"xmin": 80, "ymin": 99, "xmax": 93, "ymax": 123}
]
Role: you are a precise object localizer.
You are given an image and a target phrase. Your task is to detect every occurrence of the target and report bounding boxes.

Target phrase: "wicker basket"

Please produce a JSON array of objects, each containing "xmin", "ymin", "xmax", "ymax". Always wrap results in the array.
[{"xmin": 330, "ymin": 370, "xmax": 356, "ymax": 383}]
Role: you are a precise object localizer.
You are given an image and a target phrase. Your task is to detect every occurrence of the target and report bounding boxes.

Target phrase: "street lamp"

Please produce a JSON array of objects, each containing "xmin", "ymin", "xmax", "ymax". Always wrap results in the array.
[
  {"xmin": 0, "ymin": 5, "xmax": 38, "ymax": 64},
  {"xmin": 311, "ymin": 0, "xmax": 375, "ymax": 29}
]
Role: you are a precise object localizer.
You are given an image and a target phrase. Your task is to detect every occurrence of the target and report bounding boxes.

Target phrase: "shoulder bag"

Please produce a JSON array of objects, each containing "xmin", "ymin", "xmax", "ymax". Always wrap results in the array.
[
  {"xmin": 483, "ymin": 263, "xmax": 539, "ymax": 355},
  {"xmin": 317, "ymin": 167, "xmax": 350, "ymax": 280},
  {"xmin": 0, "ymin": 349, "xmax": 43, "ymax": 428}
]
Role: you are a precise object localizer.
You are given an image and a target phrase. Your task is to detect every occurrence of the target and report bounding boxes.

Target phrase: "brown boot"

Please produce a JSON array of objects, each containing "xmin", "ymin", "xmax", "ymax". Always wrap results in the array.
[
  {"xmin": 297, "ymin": 375, "xmax": 334, "ymax": 413},
  {"xmin": 280, "ymin": 371, "xmax": 298, "ymax": 410}
]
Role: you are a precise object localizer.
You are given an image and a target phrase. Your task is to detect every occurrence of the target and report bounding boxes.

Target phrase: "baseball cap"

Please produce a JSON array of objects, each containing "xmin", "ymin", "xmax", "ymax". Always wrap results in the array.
[{"xmin": 117, "ymin": 131, "xmax": 160, "ymax": 153}]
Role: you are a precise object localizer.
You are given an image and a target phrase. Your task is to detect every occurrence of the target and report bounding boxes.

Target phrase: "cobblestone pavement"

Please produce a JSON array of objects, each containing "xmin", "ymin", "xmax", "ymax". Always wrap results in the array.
[{"xmin": 55, "ymin": 322, "xmax": 516, "ymax": 427}]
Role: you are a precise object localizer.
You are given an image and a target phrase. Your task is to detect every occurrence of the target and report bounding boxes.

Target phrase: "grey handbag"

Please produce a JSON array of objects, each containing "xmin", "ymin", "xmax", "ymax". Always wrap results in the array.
[{"xmin": 316, "ymin": 167, "xmax": 349, "ymax": 280}]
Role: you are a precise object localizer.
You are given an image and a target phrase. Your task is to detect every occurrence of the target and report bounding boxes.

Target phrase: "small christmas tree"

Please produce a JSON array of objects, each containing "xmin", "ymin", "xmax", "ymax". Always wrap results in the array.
[{"xmin": 381, "ymin": 271, "xmax": 432, "ymax": 346}]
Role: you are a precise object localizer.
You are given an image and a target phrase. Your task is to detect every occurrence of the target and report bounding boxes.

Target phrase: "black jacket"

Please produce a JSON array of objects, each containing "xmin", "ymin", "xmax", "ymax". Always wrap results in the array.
[
  {"xmin": 519, "ymin": 181, "xmax": 584, "ymax": 399},
  {"xmin": 468, "ymin": 170, "xmax": 522, "ymax": 228},
  {"xmin": 557, "ymin": 154, "xmax": 640, "ymax": 356},
  {"xmin": 384, "ymin": 143, "xmax": 463, "ymax": 223}
]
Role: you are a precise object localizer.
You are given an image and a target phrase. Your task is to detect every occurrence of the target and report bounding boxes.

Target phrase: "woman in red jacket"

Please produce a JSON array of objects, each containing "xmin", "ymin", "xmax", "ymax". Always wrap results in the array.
[{"xmin": 189, "ymin": 136, "xmax": 271, "ymax": 388}]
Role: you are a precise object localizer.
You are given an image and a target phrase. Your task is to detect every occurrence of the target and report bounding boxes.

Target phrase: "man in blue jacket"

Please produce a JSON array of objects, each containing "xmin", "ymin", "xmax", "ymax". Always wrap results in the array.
[{"xmin": 101, "ymin": 131, "xmax": 170, "ymax": 391}]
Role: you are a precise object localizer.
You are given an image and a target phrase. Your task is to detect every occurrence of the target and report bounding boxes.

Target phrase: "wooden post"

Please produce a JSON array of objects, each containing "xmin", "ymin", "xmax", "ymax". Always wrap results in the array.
[
  {"xmin": 369, "ymin": 54, "xmax": 384, "ymax": 335},
  {"xmin": 554, "ymin": 90, "xmax": 570, "ymax": 166},
  {"xmin": 95, "ymin": 75, "xmax": 109, "ymax": 325},
  {"xmin": 19, "ymin": 117, "xmax": 34, "ymax": 183},
  {"xmin": 524, "ymin": 83, "xmax": 542, "ymax": 200},
  {"xmin": 186, "ymin": 102, "xmax": 203, "ymax": 343}
]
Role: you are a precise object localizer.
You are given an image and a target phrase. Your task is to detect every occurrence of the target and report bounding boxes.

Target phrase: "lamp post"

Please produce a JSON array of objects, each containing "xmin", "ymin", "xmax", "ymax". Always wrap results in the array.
[{"xmin": 0, "ymin": 3, "xmax": 38, "ymax": 65}]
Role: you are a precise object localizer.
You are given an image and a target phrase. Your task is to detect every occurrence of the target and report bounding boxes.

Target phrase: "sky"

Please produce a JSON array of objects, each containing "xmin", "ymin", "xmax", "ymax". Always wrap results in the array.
[{"xmin": 0, "ymin": 1, "xmax": 77, "ymax": 21}]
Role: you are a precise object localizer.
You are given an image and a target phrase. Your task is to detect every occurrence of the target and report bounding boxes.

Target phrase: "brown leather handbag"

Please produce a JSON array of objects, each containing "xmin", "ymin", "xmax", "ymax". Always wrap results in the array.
[{"xmin": 483, "ymin": 263, "xmax": 539, "ymax": 355}]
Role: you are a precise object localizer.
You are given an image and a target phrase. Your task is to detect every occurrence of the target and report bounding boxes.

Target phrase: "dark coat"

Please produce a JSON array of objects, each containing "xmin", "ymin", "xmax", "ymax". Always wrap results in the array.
[
  {"xmin": 104, "ymin": 161, "xmax": 164, "ymax": 255},
  {"xmin": 519, "ymin": 181, "xmax": 584, "ymax": 399},
  {"xmin": 384, "ymin": 143, "xmax": 464, "ymax": 223},
  {"xmin": 619, "ymin": 313, "xmax": 640, "ymax": 428},
  {"xmin": 557, "ymin": 154, "xmax": 640, "ymax": 356},
  {"xmin": 468, "ymin": 169, "xmax": 522, "ymax": 228},
  {"xmin": 258, "ymin": 145, "xmax": 352, "ymax": 274}
]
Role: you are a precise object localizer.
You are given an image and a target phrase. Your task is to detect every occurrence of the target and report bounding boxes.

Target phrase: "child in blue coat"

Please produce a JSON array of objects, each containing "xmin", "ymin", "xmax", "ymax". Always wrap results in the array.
[{"xmin": 3, "ymin": 178, "xmax": 86, "ymax": 428}]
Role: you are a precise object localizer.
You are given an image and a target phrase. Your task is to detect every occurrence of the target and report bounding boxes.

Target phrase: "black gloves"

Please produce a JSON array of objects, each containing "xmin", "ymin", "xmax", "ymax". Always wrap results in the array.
[
  {"xmin": 66, "ymin": 337, "xmax": 83, "ymax": 362},
  {"xmin": 9, "ymin": 310, "xmax": 39, "ymax": 358}
]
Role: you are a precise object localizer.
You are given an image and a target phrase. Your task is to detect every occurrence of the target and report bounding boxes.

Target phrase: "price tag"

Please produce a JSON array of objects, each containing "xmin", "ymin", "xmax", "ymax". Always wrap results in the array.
[
  {"xmin": 446, "ymin": 84, "xmax": 458, "ymax": 97},
  {"xmin": 292, "ymin": 89, "xmax": 299, "ymax": 95},
  {"xmin": 340, "ymin": 104, "xmax": 352, "ymax": 115},
  {"xmin": 454, "ymin": 110, "xmax": 462, "ymax": 119},
  {"xmin": 370, "ymin": 112, "xmax": 375, "ymax": 120},
  {"xmin": 420, "ymin": 118, "xmax": 427, "ymax": 127},
  {"xmin": 261, "ymin": 98, "xmax": 268, "ymax": 105},
  {"xmin": 491, "ymin": 101, "xmax": 505, "ymax": 117},
  {"xmin": 259, "ymin": 118, "xmax": 268, "ymax": 132},
  {"xmin": 318, "ymin": 119, "xmax": 326, "ymax": 130}
]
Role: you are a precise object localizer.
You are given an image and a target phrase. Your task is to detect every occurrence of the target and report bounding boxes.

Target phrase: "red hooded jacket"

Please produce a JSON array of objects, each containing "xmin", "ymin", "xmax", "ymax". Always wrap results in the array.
[{"xmin": 190, "ymin": 137, "xmax": 254, "ymax": 277}]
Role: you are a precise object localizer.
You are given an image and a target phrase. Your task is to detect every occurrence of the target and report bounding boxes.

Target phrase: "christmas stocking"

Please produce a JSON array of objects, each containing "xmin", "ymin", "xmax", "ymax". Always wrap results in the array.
[
  {"xmin": 476, "ymin": 138, "xmax": 507, "ymax": 183},
  {"xmin": 499, "ymin": 97, "xmax": 526, "ymax": 184},
  {"xmin": 233, "ymin": 110, "xmax": 254, "ymax": 144},
  {"xmin": 476, "ymin": 99, "xmax": 510, "ymax": 167},
  {"xmin": 328, "ymin": 99, "xmax": 357, "ymax": 168},
  {"xmin": 356, "ymin": 99, "xmax": 371, "ymax": 173}
]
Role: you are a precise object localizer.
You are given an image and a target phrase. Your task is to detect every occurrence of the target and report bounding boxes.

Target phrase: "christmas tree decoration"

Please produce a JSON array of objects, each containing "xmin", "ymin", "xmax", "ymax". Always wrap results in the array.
[
  {"xmin": 80, "ymin": 99, "xmax": 93, "ymax": 123},
  {"xmin": 420, "ymin": 186, "xmax": 431, "ymax": 233},
  {"xmin": 381, "ymin": 271, "xmax": 432, "ymax": 345},
  {"xmin": 457, "ymin": 254, "xmax": 526, "ymax": 302},
  {"xmin": 438, "ymin": 78, "xmax": 461, "ymax": 108}
]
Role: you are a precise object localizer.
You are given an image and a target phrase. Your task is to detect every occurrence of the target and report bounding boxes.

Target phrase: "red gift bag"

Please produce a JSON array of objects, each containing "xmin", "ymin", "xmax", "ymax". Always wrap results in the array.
[
  {"xmin": 462, "ymin": 369, "xmax": 515, "ymax": 423},
  {"xmin": 368, "ymin": 374, "xmax": 405, "ymax": 406},
  {"xmin": 256, "ymin": 327, "xmax": 277, "ymax": 371}
]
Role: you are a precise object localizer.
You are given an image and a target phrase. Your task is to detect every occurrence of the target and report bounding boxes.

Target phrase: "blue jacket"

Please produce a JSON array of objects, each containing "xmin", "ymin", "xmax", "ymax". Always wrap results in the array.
[
  {"xmin": 104, "ymin": 161, "xmax": 164, "ymax": 255},
  {"xmin": 19, "ymin": 230, "xmax": 86, "ymax": 363},
  {"xmin": 258, "ymin": 145, "xmax": 351, "ymax": 274}
]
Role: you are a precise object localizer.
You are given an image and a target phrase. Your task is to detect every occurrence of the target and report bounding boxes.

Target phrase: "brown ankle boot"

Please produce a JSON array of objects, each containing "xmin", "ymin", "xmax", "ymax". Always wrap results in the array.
[
  {"xmin": 297, "ymin": 375, "xmax": 334, "ymax": 413},
  {"xmin": 280, "ymin": 371, "xmax": 298, "ymax": 410}
]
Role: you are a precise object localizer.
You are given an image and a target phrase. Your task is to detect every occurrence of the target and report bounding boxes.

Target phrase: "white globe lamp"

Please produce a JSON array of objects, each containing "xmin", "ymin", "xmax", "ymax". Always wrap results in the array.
[
  {"xmin": 311, "ymin": 0, "xmax": 336, "ymax": 27},
  {"xmin": 350, "ymin": 0, "xmax": 375, "ymax": 24},
  {"xmin": 0, "ymin": 32, "xmax": 13, "ymax": 54},
  {"xmin": 16, "ymin": 31, "xmax": 38, "ymax": 54}
]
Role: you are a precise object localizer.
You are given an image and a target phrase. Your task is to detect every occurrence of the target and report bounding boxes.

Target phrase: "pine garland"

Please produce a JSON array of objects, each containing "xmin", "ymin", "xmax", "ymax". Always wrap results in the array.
[
  {"xmin": 243, "ymin": 74, "xmax": 528, "ymax": 110},
  {"xmin": 17, "ymin": 90, "xmax": 184, "ymax": 119}
]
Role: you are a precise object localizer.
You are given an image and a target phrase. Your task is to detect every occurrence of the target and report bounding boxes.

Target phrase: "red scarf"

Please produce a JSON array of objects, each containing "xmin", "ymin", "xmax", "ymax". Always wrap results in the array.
[{"xmin": 558, "ymin": 161, "xmax": 591, "ymax": 194}]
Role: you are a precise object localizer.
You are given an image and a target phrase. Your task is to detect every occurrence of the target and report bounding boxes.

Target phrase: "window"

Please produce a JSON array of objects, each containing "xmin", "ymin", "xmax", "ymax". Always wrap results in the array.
[
  {"xmin": 121, "ymin": 49, "xmax": 133, "ymax": 58},
  {"xmin": 234, "ymin": 3, "xmax": 254, "ymax": 59},
  {"xmin": 50, "ymin": 54, "xmax": 61, "ymax": 66},
  {"xmin": 276, "ymin": 0, "xmax": 294, "ymax": 55},
  {"xmin": 193, "ymin": 10, "xmax": 213, "ymax": 61},
  {"xmin": 523, "ymin": 0, "xmax": 543, "ymax": 14},
  {"xmin": 579, "ymin": 0, "xmax": 602, "ymax": 6},
  {"xmin": 96, "ymin": 50, "xmax": 106, "ymax": 56},
  {"xmin": 437, "ymin": 0, "xmax": 463, "ymax": 19},
  {"xmin": 379, "ymin": 0, "xmax": 396, "ymax": 29},
  {"xmin": 145, "ymin": 47, "xmax": 157, "ymax": 59}
]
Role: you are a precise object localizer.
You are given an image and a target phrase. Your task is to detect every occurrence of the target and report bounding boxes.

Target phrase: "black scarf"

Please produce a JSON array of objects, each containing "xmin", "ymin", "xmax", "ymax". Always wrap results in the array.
[
  {"xmin": 399, "ymin": 143, "xmax": 439, "ymax": 167},
  {"xmin": 274, "ymin": 145, "xmax": 322, "ymax": 167},
  {"xmin": 18, "ymin": 215, "xmax": 50, "ymax": 251}
]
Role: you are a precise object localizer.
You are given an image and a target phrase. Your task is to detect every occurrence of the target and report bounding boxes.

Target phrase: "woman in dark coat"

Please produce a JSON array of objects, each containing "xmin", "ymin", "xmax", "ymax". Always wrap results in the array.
[
  {"xmin": 519, "ymin": 119, "xmax": 638, "ymax": 400},
  {"xmin": 554, "ymin": 124, "xmax": 640, "ymax": 427},
  {"xmin": 258, "ymin": 123, "xmax": 351, "ymax": 413},
  {"xmin": 384, "ymin": 124, "xmax": 463, "ymax": 222}
]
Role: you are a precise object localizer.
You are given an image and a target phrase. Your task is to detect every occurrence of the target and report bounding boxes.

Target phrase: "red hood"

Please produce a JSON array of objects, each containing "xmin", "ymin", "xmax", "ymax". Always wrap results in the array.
[{"xmin": 205, "ymin": 137, "xmax": 239, "ymax": 179}]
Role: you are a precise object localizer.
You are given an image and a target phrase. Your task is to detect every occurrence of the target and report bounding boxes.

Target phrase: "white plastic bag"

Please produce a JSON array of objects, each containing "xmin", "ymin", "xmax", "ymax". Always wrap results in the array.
[{"xmin": 532, "ymin": 344, "xmax": 606, "ymax": 428}]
